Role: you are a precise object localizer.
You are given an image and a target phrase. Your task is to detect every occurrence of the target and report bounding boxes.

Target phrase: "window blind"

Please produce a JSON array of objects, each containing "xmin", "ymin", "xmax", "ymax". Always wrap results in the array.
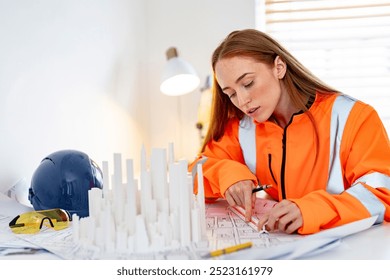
[{"xmin": 256, "ymin": 0, "xmax": 390, "ymax": 131}]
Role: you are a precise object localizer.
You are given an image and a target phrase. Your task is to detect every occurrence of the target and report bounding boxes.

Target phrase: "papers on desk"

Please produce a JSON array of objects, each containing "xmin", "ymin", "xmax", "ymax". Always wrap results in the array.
[
  {"xmin": 224, "ymin": 215, "xmax": 377, "ymax": 260},
  {"xmin": 0, "ymin": 192, "xmax": 43, "ymax": 256},
  {"xmin": 0, "ymin": 193, "xmax": 377, "ymax": 260}
]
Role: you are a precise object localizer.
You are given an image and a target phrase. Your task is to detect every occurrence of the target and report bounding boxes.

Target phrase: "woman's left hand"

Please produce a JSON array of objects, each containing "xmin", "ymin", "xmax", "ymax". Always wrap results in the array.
[{"xmin": 257, "ymin": 200, "xmax": 303, "ymax": 234}]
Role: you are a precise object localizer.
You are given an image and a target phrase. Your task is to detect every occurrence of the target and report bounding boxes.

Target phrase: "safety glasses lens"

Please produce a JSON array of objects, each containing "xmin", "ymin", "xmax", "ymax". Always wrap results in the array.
[{"xmin": 9, "ymin": 209, "xmax": 70, "ymax": 234}]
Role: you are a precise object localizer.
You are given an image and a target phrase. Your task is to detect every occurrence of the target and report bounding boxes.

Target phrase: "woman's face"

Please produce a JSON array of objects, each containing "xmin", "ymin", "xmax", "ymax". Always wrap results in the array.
[{"xmin": 215, "ymin": 55, "xmax": 286, "ymax": 123}]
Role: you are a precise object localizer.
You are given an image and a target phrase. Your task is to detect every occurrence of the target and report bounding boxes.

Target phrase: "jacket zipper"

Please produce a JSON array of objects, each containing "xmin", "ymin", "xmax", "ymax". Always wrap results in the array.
[
  {"xmin": 281, "ymin": 129, "xmax": 288, "ymax": 199},
  {"xmin": 268, "ymin": 154, "xmax": 278, "ymax": 185},
  {"xmin": 280, "ymin": 114, "xmax": 297, "ymax": 200}
]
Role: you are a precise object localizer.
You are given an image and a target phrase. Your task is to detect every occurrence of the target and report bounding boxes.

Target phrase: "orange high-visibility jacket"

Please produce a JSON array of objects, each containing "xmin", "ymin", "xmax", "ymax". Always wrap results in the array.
[{"xmin": 191, "ymin": 93, "xmax": 390, "ymax": 234}]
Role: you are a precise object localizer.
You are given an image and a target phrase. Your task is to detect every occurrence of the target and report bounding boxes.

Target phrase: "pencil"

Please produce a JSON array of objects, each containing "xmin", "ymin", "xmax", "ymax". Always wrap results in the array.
[
  {"xmin": 202, "ymin": 241, "xmax": 253, "ymax": 258},
  {"xmin": 252, "ymin": 184, "xmax": 271, "ymax": 194}
]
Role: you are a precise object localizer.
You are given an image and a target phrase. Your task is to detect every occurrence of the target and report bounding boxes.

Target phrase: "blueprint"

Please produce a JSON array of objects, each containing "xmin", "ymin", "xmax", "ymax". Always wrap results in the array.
[{"xmin": 204, "ymin": 198, "xmax": 303, "ymax": 252}]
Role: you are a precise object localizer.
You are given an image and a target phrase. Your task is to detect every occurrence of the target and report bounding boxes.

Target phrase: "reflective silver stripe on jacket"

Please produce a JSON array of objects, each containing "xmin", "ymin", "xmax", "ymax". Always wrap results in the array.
[
  {"xmin": 353, "ymin": 172, "xmax": 390, "ymax": 190},
  {"xmin": 347, "ymin": 172, "xmax": 390, "ymax": 224},
  {"xmin": 327, "ymin": 95, "xmax": 356, "ymax": 194},
  {"xmin": 346, "ymin": 184, "xmax": 385, "ymax": 223},
  {"xmin": 239, "ymin": 116, "xmax": 256, "ymax": 174}
]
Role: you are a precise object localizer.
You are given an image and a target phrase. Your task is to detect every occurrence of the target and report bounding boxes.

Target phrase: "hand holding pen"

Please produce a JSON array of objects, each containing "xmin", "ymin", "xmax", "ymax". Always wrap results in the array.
[{"xmin": 252, "ymin": 184, "xmax": 272, "ymax": 194}]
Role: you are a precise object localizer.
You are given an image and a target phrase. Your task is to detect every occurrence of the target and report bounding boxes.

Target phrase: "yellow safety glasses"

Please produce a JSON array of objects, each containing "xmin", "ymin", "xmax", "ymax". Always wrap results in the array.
[{"xmin": 9, "ymin": 208, "xmax": 70, "ymax": 234}]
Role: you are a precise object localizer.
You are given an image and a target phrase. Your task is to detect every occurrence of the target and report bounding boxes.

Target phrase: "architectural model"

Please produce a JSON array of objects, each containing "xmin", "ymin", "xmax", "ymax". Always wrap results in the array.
[{"xmin": 72, "ymin": 144, "xmax": 209, "ymax": 259}]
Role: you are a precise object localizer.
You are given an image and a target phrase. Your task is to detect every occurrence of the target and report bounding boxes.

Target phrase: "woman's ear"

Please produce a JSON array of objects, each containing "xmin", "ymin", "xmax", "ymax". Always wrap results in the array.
[{"xmin": 274, "ymin": 56, "xmax": 287, "ymax": 79}]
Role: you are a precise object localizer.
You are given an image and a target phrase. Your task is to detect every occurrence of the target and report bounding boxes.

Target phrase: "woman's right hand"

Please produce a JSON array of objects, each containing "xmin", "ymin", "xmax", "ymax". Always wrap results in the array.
[{"xmin": 224, "ymin": 180, "xmax": 256, "ymax": 222}]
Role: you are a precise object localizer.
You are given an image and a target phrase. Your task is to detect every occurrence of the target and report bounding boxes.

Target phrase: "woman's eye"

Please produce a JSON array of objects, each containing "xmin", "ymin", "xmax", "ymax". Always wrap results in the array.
[
  {"xmin": 244, "ymin": 81, "xmax": 253, "ymax": 88},
  {"xmin": 228, "ymin": 92, "xmax": 236, "ymax": 99}
]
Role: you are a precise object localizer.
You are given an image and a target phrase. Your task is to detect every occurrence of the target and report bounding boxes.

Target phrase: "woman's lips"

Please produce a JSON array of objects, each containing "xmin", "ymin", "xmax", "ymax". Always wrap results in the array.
[{"xmin": 246, "ymin": 106, "xmax": 260, "ymax": 115}]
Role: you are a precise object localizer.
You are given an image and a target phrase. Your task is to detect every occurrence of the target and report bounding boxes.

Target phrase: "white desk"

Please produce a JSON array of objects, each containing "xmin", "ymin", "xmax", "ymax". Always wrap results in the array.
[{"xmin": 303, "ymin": 222, "xmax": 390, "ymax": 260}]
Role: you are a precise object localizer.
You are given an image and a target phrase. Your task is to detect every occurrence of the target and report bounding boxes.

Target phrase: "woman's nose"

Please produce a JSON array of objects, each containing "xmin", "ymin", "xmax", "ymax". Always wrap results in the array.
[{"xmin": 237, "ymin": 91, "xmax": 251, "ymax": 107}]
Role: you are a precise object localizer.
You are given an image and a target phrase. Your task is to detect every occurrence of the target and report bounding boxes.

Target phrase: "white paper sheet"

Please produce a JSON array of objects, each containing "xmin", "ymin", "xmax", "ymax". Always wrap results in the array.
[{"xmin": 0, "ymin": 193, "xmax": 42, "ymax": 254}]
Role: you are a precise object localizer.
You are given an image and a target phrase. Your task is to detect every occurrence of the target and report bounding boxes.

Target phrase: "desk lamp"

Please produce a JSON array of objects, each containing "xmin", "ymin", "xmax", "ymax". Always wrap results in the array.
[{"xmin": 160, "ymin": 47, "xmax": 200, "ymax": 96}]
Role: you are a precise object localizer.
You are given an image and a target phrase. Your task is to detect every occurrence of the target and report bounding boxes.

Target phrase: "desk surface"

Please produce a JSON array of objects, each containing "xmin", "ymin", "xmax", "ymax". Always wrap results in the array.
[{"xmin": 304, "ymin": 222, "xmax": 390, "ymax": 260}]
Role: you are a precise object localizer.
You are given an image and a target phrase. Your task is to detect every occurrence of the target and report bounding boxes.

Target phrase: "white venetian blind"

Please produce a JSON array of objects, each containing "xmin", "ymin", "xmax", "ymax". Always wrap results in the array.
[{"xmin": 256, "ymin": 0, "xmax": 390, "ymax": 132}]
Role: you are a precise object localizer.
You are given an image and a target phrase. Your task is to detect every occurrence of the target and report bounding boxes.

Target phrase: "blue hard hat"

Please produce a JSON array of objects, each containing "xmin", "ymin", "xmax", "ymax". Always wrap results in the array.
[{"xmin": 28, "ymin": 150, "xmax": 103, "ymax": 218}]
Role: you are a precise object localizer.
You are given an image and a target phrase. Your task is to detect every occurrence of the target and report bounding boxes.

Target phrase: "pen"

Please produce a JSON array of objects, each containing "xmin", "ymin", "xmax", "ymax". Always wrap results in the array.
[
  {"xmin": 252, "ymin": 184, "xmax": 271, "ymax": 194},
  {"xmin": 202, "ymin": 241, "xmax": 253, "ymax": 258}
]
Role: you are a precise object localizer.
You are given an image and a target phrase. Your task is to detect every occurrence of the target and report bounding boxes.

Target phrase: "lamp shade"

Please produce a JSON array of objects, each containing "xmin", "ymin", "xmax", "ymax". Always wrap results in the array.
[{"xmin": 160, "ymin": 47, "xmax": 200, "ymax": 96}]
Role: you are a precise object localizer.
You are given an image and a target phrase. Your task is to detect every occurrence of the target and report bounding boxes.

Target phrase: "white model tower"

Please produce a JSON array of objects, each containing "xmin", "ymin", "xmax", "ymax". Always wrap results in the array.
[{"xmin": 72, "ymin": 143, "xmax": 207, "ymax": 258}]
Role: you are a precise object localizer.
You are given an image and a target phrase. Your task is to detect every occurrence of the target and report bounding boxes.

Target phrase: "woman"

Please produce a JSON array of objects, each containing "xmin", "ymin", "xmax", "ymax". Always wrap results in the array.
[{"xmin": 190, "ymin": 29, "xmax": 390, "ymax": 234}]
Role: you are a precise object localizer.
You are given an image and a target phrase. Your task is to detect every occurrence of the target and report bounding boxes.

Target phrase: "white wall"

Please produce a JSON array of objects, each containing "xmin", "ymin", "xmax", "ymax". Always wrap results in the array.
[
  {"xmin": 0, "ymin": 0, "xmax": 149, "ymax": 193},
  {"xmin": 0, "ymin": 0, "xmax": 256, "ymax": 194},
  {"xmin": 146, "ymin": 0, "xmax": 256, "ymax": 161}
]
